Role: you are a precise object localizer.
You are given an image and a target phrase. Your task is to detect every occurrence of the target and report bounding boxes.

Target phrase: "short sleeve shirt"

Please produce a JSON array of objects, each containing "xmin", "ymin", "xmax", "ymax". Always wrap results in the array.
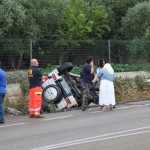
[
  {"xmin": 28, "ymin": 66, "xmax": 42, "ymax": 88},
  {"xmin": 81, "ymin": 63, "xmax": 94, "ymax": 84}
]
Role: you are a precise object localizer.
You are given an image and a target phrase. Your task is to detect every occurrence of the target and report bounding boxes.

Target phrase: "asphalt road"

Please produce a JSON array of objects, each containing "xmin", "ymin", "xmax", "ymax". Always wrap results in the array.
[{"xmin": 0, "ymin": 100, "xmax": 150, "ymax": 150}]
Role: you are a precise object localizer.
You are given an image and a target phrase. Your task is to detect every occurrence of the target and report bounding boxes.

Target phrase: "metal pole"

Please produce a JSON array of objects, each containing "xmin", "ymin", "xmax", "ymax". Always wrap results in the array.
[
  {"xmin": 108, "ymin": 40, "xmax": 111, "ymax": 63},
  {"xmin": 30, "ymin": 39, "xmax": 32, "ymax": 65}
]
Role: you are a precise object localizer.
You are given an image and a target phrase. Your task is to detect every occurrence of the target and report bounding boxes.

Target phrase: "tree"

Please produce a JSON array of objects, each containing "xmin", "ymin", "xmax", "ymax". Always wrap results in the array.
[
  {"xmin": 19, "ymin": 0, "xmax": 70, "ymax": 39},
  {"xmin": 0, "ymin": 0, "xmax": 30, "ymax": 69},
  {"xmin": 121, "ymin": 1, "xmax": 150, "ymax": 39},
  {"xmin": 0, "ymin": 0, "xmax": 70, "ymax": 69},
  {"xmin": 55, "ymin": 0, "xmax": 110, "ymax": 64},
  {"xmin": 0, "ymin": 0, "xmax": 26, "ymax": 38},
  {"xmin": 99, "ymin": 0, "xmax": 149, "ymax": 39},
  {"xmin": 128, "ymin": 39, "xmax": 150, "ymax": 63}
]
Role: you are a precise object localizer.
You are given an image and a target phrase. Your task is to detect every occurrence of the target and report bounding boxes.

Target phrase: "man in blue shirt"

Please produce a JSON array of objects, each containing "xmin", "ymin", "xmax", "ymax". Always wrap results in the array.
[
  {"xmin": 81, "ymin": 56, "xmax": 95, "ymax": 111},
  {"xmin": 0, "ymin": 65, "xmax": 7, "ymax": 124}
]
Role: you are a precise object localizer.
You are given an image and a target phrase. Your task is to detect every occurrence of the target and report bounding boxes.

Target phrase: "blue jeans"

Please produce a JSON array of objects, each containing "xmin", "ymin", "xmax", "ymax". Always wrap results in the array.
[{"xmin": 0, "ymin": 93, "xmax": 5, "ymax": 122}]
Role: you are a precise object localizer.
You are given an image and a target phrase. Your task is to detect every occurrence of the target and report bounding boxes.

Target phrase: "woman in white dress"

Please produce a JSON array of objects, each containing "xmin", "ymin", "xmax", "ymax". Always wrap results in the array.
[{"xmin": 97, "ymin": 58, "xmax": 115, "ymax": 111}]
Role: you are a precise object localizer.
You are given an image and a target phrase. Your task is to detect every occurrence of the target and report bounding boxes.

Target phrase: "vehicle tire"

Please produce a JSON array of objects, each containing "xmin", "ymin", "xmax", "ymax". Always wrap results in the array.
[
  {"xmin": 57, "ymin": 62, "xmax": 73, "ymax": 74},
  {"xmin": 42, "ymin": 84, "xmax": 62, "ymax": 104},
  {"xmin": 41, "ymin": 99, "xmax": 56, "ymax": 113}
]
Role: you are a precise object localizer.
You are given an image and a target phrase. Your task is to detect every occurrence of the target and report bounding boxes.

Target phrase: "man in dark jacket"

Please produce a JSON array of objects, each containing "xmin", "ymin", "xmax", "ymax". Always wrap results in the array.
[
  {"xmin": 81, "ymin": 56, "xmax": 95, "ymax": 111},
  {"xmin": 28, "ymin": 59, "xmax": 44, "ymax": 118}
]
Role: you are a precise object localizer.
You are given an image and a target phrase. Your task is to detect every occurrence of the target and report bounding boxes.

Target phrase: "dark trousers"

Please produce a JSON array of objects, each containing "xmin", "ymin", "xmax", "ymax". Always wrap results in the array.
[
  {"xmin": 82, "ymin": 82, "xmax": 93, "ymax": 108},
  {"xmin": 0, "ymin": 93, "xmax": 5, "ymax": 122}
]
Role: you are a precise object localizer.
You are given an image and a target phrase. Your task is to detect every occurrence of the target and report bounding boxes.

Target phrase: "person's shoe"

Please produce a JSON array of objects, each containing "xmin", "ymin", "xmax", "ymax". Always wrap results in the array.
[
  {"xmin": 102, "ymin": 105, "xmax": 106, "ymax": 112},
  {"xmin": 35, "ymin": 115, "xmax": 44, "ymax": 118},
  {"xmin": 82, "ymin": 106, "xmax": 87, "ymax": 111},
  {"xmin": 0, "ymin": 121, "xmax": 5, "ymax": 124},
  {"xmin": 110, "ymin": 104, "xmax": 113, "ymax": 111},
  {"xmin": 29, "ymin": 115, "xmax": 35, "ymax": 118}
]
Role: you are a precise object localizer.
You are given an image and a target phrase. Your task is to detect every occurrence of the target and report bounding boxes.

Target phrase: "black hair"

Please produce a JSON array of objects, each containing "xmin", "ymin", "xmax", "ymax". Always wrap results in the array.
[
  {"xmin": 98, "ymin": 58, "xmax": 107, "ymax": 68},
  {"xmin": 86, "ymin": 56, "xmax": 93, "ymax": 64}
]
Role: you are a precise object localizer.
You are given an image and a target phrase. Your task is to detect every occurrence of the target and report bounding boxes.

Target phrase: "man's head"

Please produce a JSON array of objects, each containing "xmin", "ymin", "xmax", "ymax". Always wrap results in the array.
[
  {"xmin": 86, "ymin": 56, "xmax": 93, "ymax": 64},
  {"xmin": 31, "ymin": 59, "xmax": 39, "ymax": 67}
]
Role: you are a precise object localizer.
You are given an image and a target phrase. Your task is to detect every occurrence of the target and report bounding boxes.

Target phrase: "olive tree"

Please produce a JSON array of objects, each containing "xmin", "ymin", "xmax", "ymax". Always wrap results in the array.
[
  {"xmin": 0, "ymin": 0, "xmax": 70, "ymax": 69},
  {"xmin": 121, "ymin": 1, "xmax": 150, "ymax": 63},
  {"xmin": 55, "ymin": 0, "xmax": 110, "ymax": 64},
  {"xmin": 121, "ymin": 1, "xmax": 150, "ymax": 39},
  {"xmin": 0, "ymin": 0, "xmax": 29, "ymax": 69},
  {"xmin": 99, "ymin": 0, "xmax": 149, "ymax": 39}
]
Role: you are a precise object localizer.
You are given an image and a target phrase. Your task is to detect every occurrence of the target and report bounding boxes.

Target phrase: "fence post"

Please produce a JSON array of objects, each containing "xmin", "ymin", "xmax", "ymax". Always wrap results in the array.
[
  {"xmin": 30, "ymin": 39, "xmax": 32, "ymax": 65},
  {"xmin": 108, "ymin": 40, "xmax": 111, "ymax": 63}
]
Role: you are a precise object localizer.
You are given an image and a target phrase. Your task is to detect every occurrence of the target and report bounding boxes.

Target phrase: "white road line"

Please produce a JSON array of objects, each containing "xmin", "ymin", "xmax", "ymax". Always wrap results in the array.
[
  {"xmin": 43, "ymin": 115, "xmax": 74, "ymax": 121},
  {"xmin": 31, "ymin": 126, "xmax": 150, "ymax": 150},
  {"xmin": 0, "ymin": 123, "xmax": 26, "ymax": 128},
  {"xmin": 33, "ymin": 130, "xmax": 150, "ymax": 150},
  {"xmin": 0, "ymin": 115, "xmax": 74, "ymax": 128},
  {"xmin": 91, "ymin": 103, "xmax": 150, "ymax": 114}
]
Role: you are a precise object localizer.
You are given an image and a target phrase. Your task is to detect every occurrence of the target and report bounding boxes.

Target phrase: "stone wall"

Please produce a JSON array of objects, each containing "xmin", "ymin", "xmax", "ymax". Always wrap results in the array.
[
  {"xmin": 115, "ymin": 71, "xmax": 150, "ymax": 78},
  {"xmin": 5, "ymin": 83, "xmax": 24, "ymax": 103}
]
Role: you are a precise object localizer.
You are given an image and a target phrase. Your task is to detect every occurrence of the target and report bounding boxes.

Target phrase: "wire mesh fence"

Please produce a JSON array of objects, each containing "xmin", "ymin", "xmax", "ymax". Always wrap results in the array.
[{"xmin": 0, "ymin": 39, "xmax": 150, "ymax": 70}]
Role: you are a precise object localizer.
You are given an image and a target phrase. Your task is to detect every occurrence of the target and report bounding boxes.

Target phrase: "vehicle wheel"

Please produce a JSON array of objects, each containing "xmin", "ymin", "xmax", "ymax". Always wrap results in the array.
[
  {"xmin": 57, "ymin": 62, "xmax": 73, "ymax": 74},
  {"xmin": 42, "ymin": 84, "xmax": 62, "ymax": 104},
  {"xmin": 41, "ymin": 99, "xmax": 56, "ymax": 113}
]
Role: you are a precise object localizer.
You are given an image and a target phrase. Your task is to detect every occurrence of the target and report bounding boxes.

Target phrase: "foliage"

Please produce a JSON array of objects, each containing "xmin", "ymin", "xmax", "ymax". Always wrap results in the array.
[
  {"xmin": 114, "ymin": 77, "xmax": 135, "ymax": 102},
  {"xmin": 6, "ymin": 70, "xmax": 28, "ymax": 83},
  {"xmin": 127, "ymin": 39, "xmax": 150, "ymax": 63},
  {"xmin": 0, "ymin": 0, "xmax": 150, "ymax": 69},
  {"xmin": 0, "ymin": 0, "xmax": 70, "ymax": 68},
  {"xmin": 0, "ymin": 0, "xmax": 26, "ymax": 38},
  {"xmin": 121, "ymin": 1, "xmax": 150, "ymax": 39},
  {"xmin": 134, "ymin": 75, "xmax": 149, "ymax": 91},
  {"xmin": 20, "ymin": 81, "xmax": 29, "ymax": 96},
  {"xmin": 0, "ymin": 0, "xmax": 30, "ymax": 69},
  {"xmin": 39, "ymin": 64, "xmax": 150, "ymax": 75},
  {"xmin": 99, "ymin": 0, "xmax": 149, "ymax": 39},
  {"xmin": 112, "ymin": 64, "xmax": 150, "ymax": 72},
  {"xmin": 55, "ymin": 0, "xmax": 110, "ymax": 64},
  {"xmin": 39, "ymin": 64, "xmax": 59, "ymax": 76},
  {"xmin": 114, "ymin": 76, "xmax": 150, "ymax": 102},
  {"xmin": 61, "ymin": 0, "xmax": 110, "ymax": 40},
  {"xmin": 18, "ymin": 0, "xmax": 70, "ymax": 39},
  {"xmin": 4, "ymin": 98, "xmax": 28, "ymax": 115}
]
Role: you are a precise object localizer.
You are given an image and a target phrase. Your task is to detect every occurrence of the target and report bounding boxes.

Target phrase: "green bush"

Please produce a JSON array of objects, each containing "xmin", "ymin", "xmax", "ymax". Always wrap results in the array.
[{"xmin": 40, "ymin": 64, "xmax": 150, "ymax": 75}]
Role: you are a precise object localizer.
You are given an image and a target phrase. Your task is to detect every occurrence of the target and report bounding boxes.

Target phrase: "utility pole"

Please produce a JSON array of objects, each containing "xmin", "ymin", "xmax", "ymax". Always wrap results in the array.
[
  {"xmin": 30, "ymin": 39, "xmax": 32, "ymax": 65},
  {"xmin": 108, "ymin": 40, "xmax": 111, "ymax": 63}
]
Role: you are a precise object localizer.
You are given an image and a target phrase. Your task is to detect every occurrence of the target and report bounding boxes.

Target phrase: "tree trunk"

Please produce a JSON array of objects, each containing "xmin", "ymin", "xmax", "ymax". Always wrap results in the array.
[
  {"xmin": 11, "ymin": 55, "xmax": 15, "ymax": 70},
  {"xmin": 59, "ymin": 52, "xmax": 64, "ymax": 65},
  {"xmin": 17, "ymin": 52, "xmax": 23, "ymax": 70},
  {"xmin": 59, "ymin": 46, "xmax": 70, "ymax": 65}
]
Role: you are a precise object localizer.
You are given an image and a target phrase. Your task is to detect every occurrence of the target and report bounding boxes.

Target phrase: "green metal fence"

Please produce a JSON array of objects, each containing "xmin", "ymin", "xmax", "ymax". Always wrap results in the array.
[{"xmin": 0, "ymin": 39, "xmax": 149, "ymax": 70}]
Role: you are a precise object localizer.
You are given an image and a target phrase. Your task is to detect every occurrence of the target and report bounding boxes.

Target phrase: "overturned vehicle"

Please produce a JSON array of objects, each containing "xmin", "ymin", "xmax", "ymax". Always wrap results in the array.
[{"xmin": 41, "ymin": 62, "xmax": 99, "ymax": 112}]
